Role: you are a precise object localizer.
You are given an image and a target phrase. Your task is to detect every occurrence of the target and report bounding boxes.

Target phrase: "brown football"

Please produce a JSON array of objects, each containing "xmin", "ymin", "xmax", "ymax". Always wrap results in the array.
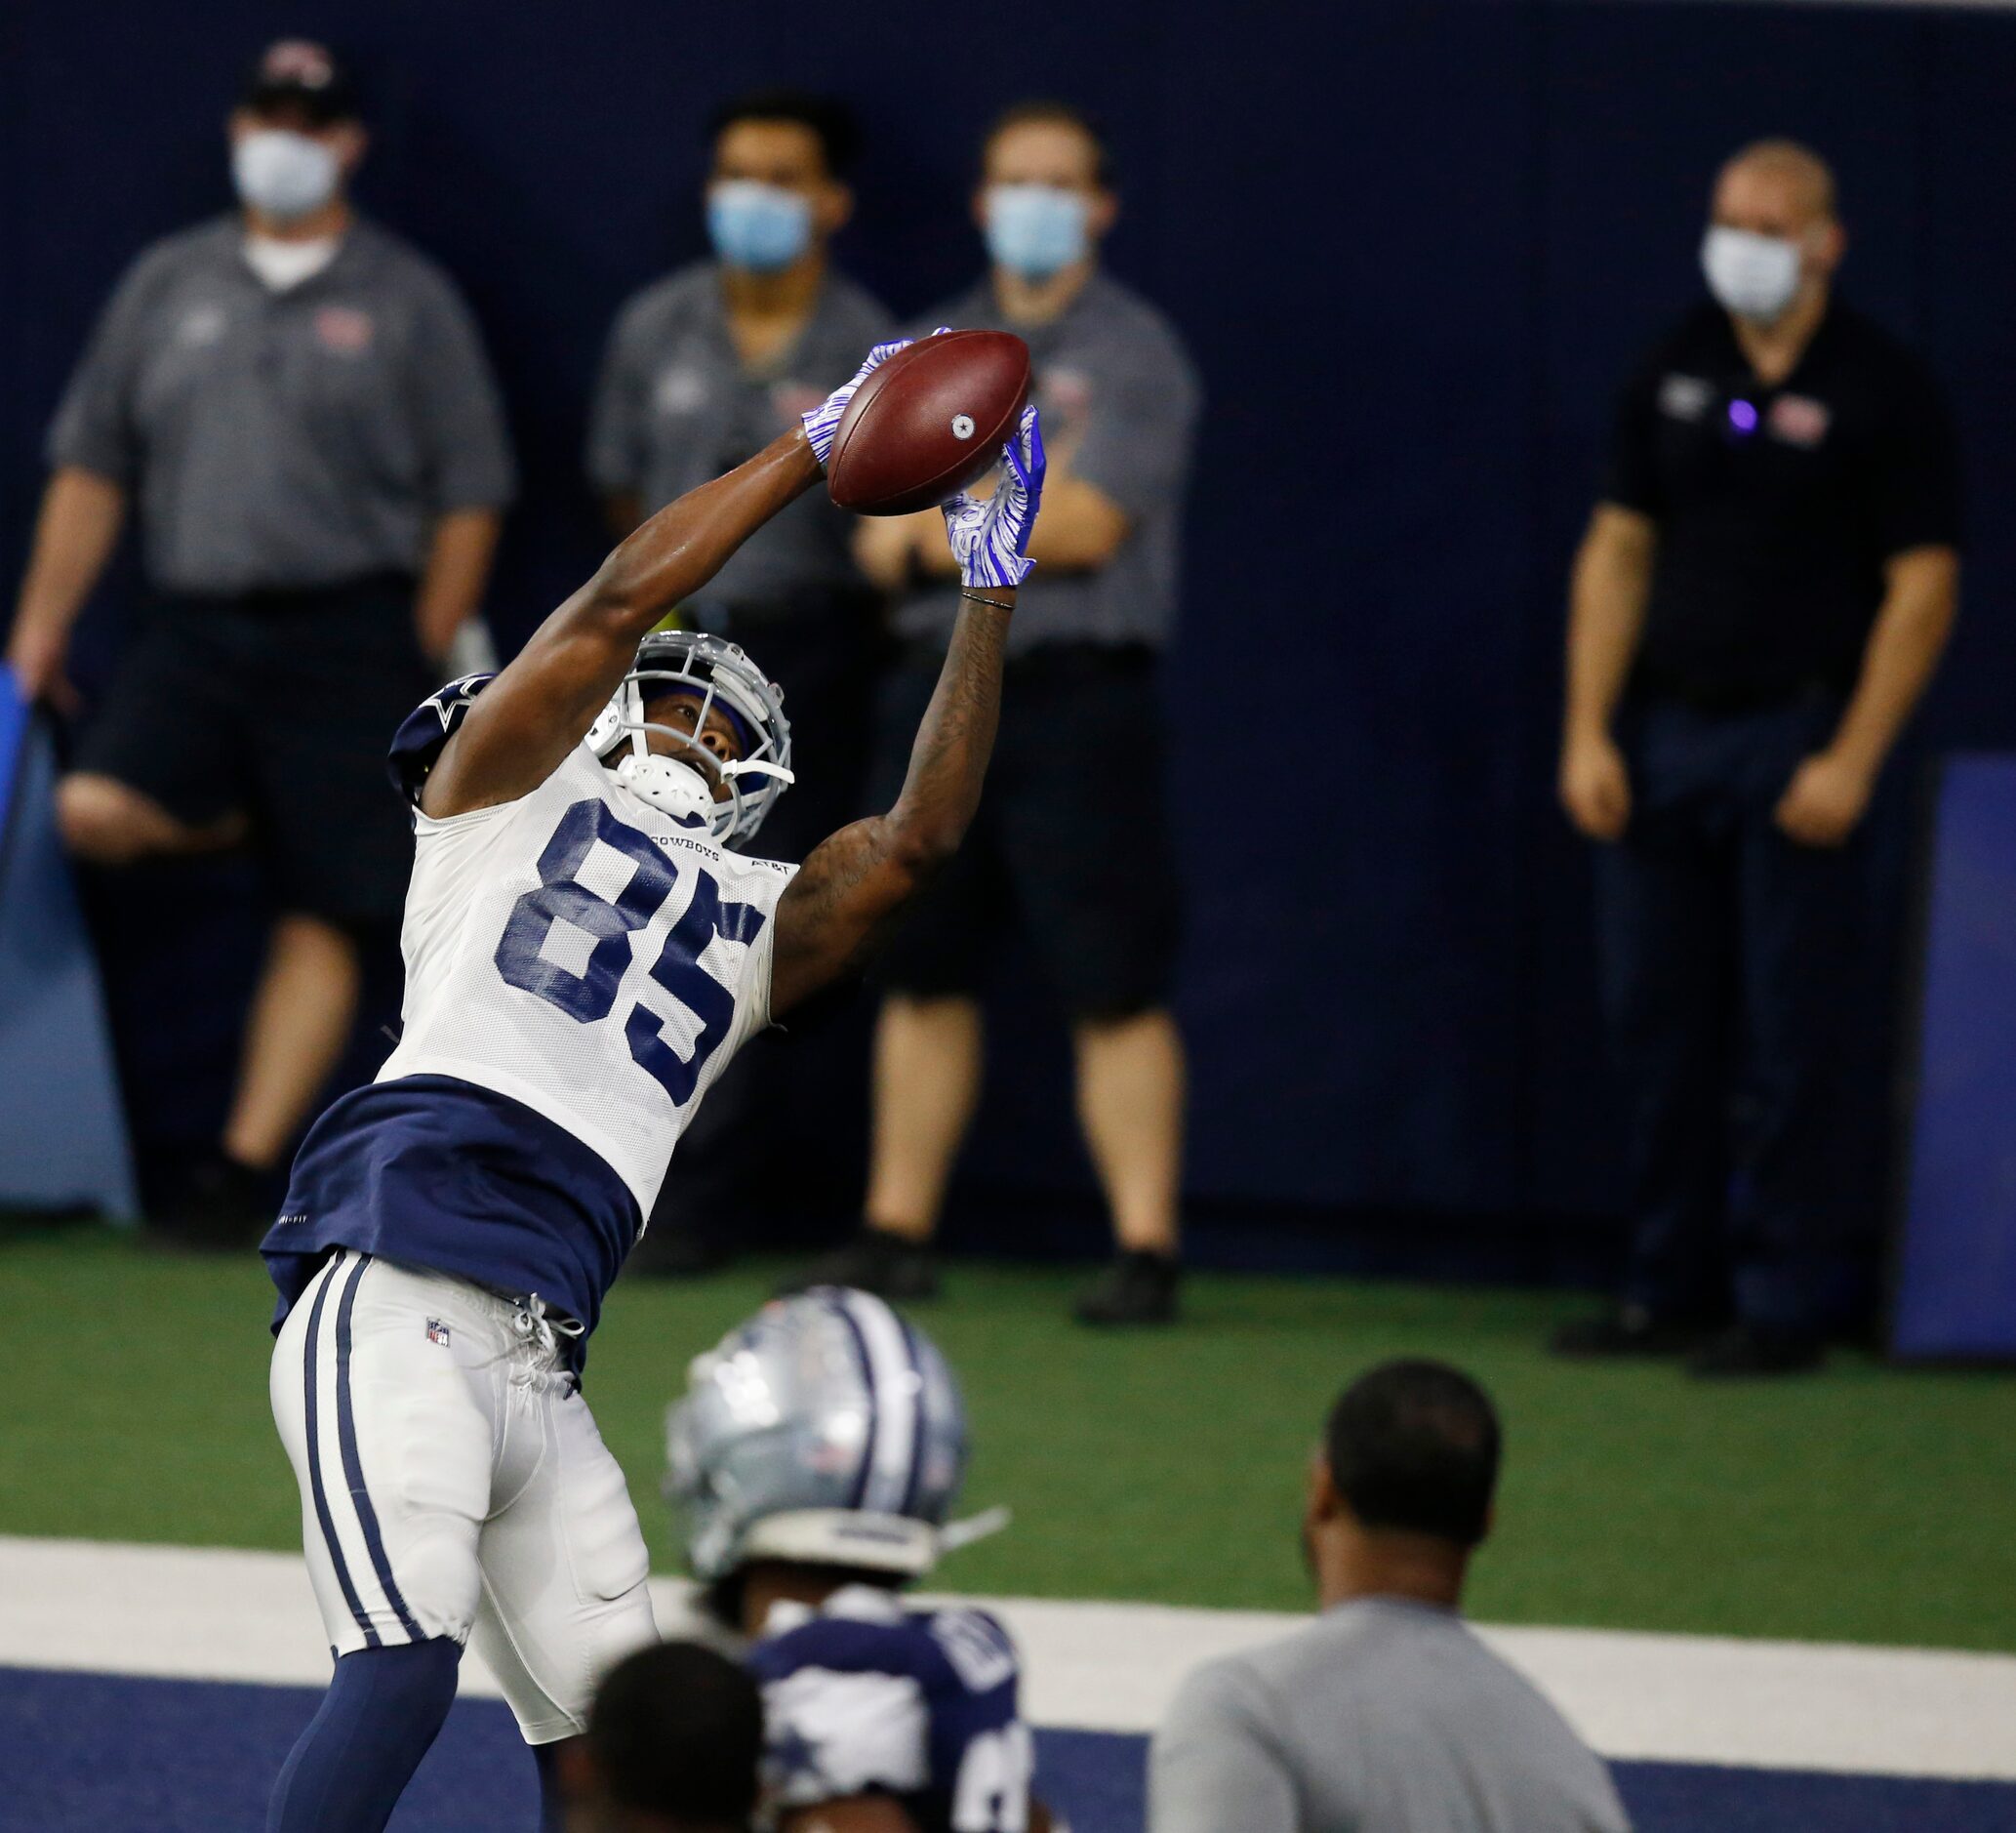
[{"xmin": 827, "ymin": 330, "xmax": 1032, "ymax": 516}]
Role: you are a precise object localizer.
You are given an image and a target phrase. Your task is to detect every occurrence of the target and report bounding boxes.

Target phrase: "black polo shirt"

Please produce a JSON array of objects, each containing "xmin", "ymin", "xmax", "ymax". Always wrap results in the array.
[{"xmin": 1603, "ymin": 299, "xmax": 1959, "ymax": 705}]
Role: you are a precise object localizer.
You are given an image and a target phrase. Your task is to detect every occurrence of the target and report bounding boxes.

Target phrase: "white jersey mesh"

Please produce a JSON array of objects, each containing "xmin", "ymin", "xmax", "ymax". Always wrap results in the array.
[{"xmin": 378, "ymin": 743, "xmax": 796, "ymax": 1211}]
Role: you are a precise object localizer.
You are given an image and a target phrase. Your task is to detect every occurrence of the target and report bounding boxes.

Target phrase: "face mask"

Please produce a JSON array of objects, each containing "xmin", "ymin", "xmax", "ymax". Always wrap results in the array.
[
  {"xmin": 985, "ymin": 184, "xmax": 1090, "ymax": 281},
  {"xmin": 1701, "ymin": 225, "xmax": 1803, "ymax": 325},
  {"xmin": 707, "ymin": 181, "xmax": 814, "ymax": 273},
  {"xmin": 233, "ymin": 129, "xmax": 342, "ymax": 223}
]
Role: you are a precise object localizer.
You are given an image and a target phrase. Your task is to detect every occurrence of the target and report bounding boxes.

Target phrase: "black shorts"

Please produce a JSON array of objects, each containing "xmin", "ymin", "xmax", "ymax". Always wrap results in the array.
[
  {"xmin": 868, "ymin": 642, "xmax": 1182, "ymax": 1019},
  {"xmin": 72, "ymin": 576, "xmax": 432, "ymax": 926}
]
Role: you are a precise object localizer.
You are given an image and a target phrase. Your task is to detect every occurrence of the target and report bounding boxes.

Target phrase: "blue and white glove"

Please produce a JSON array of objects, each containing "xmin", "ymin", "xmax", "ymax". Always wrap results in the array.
[
  {"xmin": 799, "ymin": 328, "xmax": 950, "ymax": 468},
  {"xmin": 942, "ymin": 405, "xmax": 1045, "ymax": 591}
]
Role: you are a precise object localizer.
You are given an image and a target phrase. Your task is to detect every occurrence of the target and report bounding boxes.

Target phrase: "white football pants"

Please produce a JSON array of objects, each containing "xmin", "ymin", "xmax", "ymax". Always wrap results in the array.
[{"xmin": 270, "ymin": 1248, "xmax": 657, "ymax": 1742}]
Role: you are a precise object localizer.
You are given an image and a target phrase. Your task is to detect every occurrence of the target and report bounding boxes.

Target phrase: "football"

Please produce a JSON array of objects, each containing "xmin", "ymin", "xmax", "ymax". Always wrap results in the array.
[{"xmin": 827, "ymin": 330, "xmax": 1032, "ymax": 516}]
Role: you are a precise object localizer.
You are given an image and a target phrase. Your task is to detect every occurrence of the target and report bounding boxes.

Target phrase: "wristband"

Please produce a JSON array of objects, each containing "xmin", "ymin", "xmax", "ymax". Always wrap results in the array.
[{"xmin": 959, "ymin": 590, "xmax": 1016, "ymax": 611}]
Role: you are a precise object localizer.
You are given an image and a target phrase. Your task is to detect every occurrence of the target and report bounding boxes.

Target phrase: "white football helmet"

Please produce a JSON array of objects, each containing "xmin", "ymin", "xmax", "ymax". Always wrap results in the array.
[
  {"xmin": 666, "ymin": 1288, "xmax": 1009, "ymax": 1584},
  {"xmin": 585, "ymin": 631, "xmax": 793, "ymax": 845}
]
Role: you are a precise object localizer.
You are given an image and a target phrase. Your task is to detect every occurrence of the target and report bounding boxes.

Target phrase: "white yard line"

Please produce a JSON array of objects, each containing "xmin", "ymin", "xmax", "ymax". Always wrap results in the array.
[{"xmin": 3, "ymin": 1536, "xmax": 2013, "ymax": 1780}]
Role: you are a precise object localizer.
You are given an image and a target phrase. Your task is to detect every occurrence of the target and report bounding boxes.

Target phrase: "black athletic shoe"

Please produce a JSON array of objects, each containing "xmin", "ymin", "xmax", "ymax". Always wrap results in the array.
[
  {"xmin": 1687, "ymin": 1324, "xmax": 1824, "ymax": 1380},
  {"xmin": 1549, "ymin": 1303, "xmax": 1715, "ymax": 1360},
  {"xmin": 1073, "ymin": 1250, "xmax": 1181, "ymax": 1327},
  {"xmin": 778, "ymin": 1229, "xmax": 942, "ymax": 1302}
]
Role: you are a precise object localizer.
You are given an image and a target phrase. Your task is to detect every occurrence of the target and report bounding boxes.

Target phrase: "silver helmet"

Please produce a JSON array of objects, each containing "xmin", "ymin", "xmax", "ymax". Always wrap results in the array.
[
  {"xmin": 666, "ymin": 1288, "xmax": 974, "ymax": 1582},
  {"xmin": 585, "ymin": 630, "xmax": 793, "ymax": 846}
]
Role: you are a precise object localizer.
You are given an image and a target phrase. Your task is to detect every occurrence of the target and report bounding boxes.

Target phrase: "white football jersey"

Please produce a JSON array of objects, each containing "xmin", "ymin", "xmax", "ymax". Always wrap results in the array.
[{"xmin": 377, "ymin": 712, "xmax": 796, "ymax": 1213}]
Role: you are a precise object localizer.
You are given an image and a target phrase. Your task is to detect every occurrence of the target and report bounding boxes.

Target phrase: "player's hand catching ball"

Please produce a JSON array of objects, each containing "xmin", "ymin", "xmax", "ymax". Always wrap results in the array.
[
  {"xmin": 801, "ymin": 330, "xmax": 951, "ymax": 470},
  {"xmin": 942, "ymin": 405, "xmax": 1045, "ymax": 590}
]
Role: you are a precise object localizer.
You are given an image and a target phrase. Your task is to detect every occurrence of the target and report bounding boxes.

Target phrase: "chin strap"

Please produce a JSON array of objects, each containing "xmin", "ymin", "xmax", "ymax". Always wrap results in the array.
[
  {"xmin": 615, "ymin": 753, "xmax": 716, "ymax": 826},
  {"xmin": 719, "ymin": 757, "xmax": 795, "ymax": 787},
  {"xmin": 937, "ymin": 1505, "xmax": 1013, "ymax": 1555}
]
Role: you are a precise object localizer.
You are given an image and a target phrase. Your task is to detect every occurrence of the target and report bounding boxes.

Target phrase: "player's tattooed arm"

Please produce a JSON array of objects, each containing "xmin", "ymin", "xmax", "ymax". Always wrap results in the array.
[
  {"xmin": 770, "ymin": 406, "xmax": 1043, "ymax": 1017},
  {"xmin": 769, "ymin": 596, "xmax": 1012, "ymax": 1016}
]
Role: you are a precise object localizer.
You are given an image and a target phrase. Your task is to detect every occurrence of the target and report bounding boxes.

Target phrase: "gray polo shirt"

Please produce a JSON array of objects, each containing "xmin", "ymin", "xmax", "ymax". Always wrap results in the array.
[
  {"xmin": 895, "ymin": 271, "xmax": 1200, "ymax": 657},
  {"xmin": 48, "ymin": 216, "xmax": 514, "ymax": 597},
  {"xmin": 1150, "ymin": 1599, "xmax": 1631, "ymax": 1833},
  {"xmin": 587, "ymin": 262, "xmax": 892, "ymax": 617}
]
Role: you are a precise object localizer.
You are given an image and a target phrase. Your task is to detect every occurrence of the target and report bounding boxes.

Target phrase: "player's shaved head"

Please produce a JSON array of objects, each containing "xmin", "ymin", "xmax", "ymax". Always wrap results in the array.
[{"xmin": 1716, "ymin": 139, "xmax": 1838, "ymax": 228}]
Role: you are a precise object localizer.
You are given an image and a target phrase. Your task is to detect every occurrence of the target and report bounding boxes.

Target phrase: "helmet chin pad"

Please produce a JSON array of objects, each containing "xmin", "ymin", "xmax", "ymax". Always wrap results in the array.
[{"xmin": 613, "ymin": 752, "xmax": 716, "ymax": 829}]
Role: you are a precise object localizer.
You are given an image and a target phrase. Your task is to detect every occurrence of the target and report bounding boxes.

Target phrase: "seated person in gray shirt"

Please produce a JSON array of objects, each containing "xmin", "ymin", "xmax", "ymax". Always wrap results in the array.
[{"xmin": 1150, "ymin": 1361, "xmax": 1631, "ymax": 1833}]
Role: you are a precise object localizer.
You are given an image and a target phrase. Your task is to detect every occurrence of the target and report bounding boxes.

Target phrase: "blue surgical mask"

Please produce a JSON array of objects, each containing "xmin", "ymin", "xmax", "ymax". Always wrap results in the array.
[
  {"xmin": 985, "ymin": 184, "xmax": 1090, "ymax": 281},
  {"xmin": 707, "ymin": 181, "xmax": 814, "ymax": 273},
  {"xmin": 233, "ymin": 129, "xmax": 341, "ymax": 223},
  {"xmin": 1701, "ymin": 225, "xmax": 1802, "ymax": 325}
]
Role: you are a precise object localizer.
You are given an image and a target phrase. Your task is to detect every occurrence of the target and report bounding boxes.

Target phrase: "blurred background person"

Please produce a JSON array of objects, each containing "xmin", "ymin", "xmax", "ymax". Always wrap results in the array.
[
  {"xmin": 1553, "ymin": 141, "xmax": 1960, "ymax": 1377},
  {"xmin": 587, "ymin": 89, "xmax": 893, "ymax": 1273},
  {"xmin": 558, "ymin": 1641, "xmax": 764, "ymax": 1833},
  {"xmin": 1149, "ymin": 1360, "xmax": 1630, "ymax": 1833},
  {"xmin": 789, "ymin": 100, "xmax": 1201, "ymax": 1326},
  {"xmin": 4, "ymin": 38, "xmax": 513, "ymax": 1246}
]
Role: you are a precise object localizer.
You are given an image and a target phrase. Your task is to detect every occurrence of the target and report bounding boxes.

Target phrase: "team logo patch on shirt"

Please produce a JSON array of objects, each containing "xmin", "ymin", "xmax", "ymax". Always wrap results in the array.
[
  {"xmin": 178, "ymin": 304, "xmax": 228, "ymax": 348},
  {"xmin": 1658, "ymin": 374, "xmax": 1713, "ymax": 422},
  {"xmin": 314, "ymin": 305, "xmax": 375, "ymax": 354},
  {"xmin": 425, "ymin": 1319, "xmax": 452, "ymax": 1347},
  {"xmin": 654, "ymin": 366, "xmax": 708, "ymax": 416},
  {"xmin": 1768, "ymin": 393, "xmax": 1832, "ymax": 448}
]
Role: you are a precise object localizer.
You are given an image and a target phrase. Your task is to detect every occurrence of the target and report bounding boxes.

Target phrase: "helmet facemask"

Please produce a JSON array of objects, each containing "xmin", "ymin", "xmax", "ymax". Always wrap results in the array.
[{"xmin": 586, "ymin": 632, "xmax": 793, "ymax": 846}]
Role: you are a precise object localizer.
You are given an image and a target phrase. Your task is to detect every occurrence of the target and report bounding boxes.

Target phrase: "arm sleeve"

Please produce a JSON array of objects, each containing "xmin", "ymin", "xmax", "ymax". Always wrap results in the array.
[
  {"xmin": 408, "ymin": 270, "xmax": 516, "ymax": 512},
  {"xmin": 1149, "ymin": 1660, "xmax": 1303, "ymax": 1833},
  {"xmin": 1068, "ymin": 323, "xmax": 1203, "ymax": 525},
  {"xmin": 585, "ymin": 298, "xmax": 650, "ymax": 497},
  {"xmin": 1598, "ymin": 358, "xmax": 1663, "ymax": 516},
  {"xmin": 1868, "ymin": 358, "xmax": 1962, "ymax": 558},
  {"xmin": 45, "ymin": 251, "xmax": 166, "ymax": 484}
]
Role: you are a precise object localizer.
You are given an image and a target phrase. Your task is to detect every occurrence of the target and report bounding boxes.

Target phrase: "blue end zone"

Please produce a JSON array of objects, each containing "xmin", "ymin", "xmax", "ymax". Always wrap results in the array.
[{"xmin": 4, "ymin": 1666, "xmax": 2013, "ymax": 1832}]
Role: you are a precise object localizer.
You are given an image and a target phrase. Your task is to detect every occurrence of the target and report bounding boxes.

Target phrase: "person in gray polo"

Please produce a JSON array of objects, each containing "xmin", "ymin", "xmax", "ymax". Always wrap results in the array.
[
  {"xmin": 786, "ymin": 99, "xmax": 1201, "ymax": 1326},
  {"xmin": 4, "ymin": 40, "xmax": 513, "ymax": 1245},
  {"xmin": 586, "ymin": 91, "xmax": 892, "ymax": 1272},
  {"xmin": 1151, "ymin": 1361, "xmax": 1631, "ymax": 1833}
]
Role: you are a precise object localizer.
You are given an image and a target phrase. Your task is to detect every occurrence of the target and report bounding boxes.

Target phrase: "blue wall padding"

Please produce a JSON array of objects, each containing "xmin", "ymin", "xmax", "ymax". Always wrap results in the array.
[
  {"xmin": 1892, "ymin": 758, "xmax": 2016, "ymax": 1361},
  {"xmin": 0, "ymin": 677, "xmax": 141, "ymax": 1218},
  {"xmin": 7, "ymin": 2, "xmax": 2016, "ymax": 1230}
]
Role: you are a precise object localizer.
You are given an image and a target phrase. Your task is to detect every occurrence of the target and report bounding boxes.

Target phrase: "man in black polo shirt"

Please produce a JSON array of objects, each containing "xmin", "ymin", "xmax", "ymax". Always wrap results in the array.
[
  {"xmin": 1554, "ymin": 141, "xmax": 1959, "ymax": 1376},
  {"xmin": 6, "ymin": 42, "xmax": 512, "ymax": 1243}
]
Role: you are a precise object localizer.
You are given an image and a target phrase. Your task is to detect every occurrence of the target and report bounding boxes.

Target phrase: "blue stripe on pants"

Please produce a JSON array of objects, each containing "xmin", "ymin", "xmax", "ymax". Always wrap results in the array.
[
  {"xmin": 332, "ymin": 1254, "xmax": 424, "ymax": 1644},
  {"xmin": 302, "ymin": 1251, "xmax": 379, "ymax": 1649}
]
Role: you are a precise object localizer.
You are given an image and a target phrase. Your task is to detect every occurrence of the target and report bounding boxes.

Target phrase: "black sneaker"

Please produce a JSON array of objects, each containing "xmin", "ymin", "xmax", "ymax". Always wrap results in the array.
[
  {"xmin": 1687, "ymin": 1324, "xmax": 1824, "ymax": 1379},
  {"xmin": 1074, "ymin": 1250, "xmax": 1181, "ymax": 1327},
  {"xmin": 1549, "ymin": 1303, "xmax": 1715, "ymax": 1360},
  {"xmin": 778, "ymin": 1229, "xmax": 942, "ymax": 1302}
]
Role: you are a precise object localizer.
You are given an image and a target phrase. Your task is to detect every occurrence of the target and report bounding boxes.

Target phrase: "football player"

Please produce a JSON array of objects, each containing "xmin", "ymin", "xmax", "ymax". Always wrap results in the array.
[
  {"xmin": 667, "ymin": 1288, "xmax": 1054, "ymax": 1833},
  {"xmin": 261, "ymin": 342, "xmax": 1043, "ymax": 1833}
]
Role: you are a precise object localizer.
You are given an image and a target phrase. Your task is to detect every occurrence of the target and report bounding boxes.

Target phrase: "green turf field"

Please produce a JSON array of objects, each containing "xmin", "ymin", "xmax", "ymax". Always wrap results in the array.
[{"xmin": 5, "ymin": 1227, "xmax": 2010, "ymax": 1652}]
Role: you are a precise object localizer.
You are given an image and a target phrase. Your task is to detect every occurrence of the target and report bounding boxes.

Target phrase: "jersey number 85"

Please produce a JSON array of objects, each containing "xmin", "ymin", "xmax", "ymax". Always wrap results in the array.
[{"xmin": 494, "ymin": 799, "xmax": 765, "ymax": 1106}]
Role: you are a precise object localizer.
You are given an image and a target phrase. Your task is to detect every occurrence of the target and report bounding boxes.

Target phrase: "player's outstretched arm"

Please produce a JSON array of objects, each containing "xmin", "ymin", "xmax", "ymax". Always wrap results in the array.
[
  {"xmin": 770, "ymin": 406, "xmax": 1044, "ymax": 1018},
  {"xmin": 421, "ymin": 341, "xmax": 911, "ymax": 820}
]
